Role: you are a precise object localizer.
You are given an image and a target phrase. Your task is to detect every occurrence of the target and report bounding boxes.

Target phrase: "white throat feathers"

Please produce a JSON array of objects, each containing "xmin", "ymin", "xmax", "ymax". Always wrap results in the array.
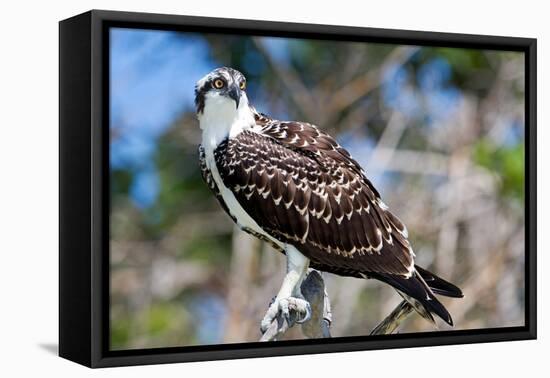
[{"xmin": 198, "ymin": 91, "xmax": 256, "ymax": 155}]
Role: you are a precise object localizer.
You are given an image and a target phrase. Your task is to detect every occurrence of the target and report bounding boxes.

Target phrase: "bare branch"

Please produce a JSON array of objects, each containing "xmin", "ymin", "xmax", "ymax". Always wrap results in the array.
[
  {"xmin": 300, "ymin": 271, "xmax": 332, "ymax": 339},
  {"xmin": 370, "ymin": 300, "xmax": 415, "ymax": 335}
]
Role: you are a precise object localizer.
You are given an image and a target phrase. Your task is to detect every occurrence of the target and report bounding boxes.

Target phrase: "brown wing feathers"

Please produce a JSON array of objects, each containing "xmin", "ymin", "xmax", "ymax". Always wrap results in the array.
[{"xmin": 215, "ymin": 117, "xmax": 415, "ymax": 278}]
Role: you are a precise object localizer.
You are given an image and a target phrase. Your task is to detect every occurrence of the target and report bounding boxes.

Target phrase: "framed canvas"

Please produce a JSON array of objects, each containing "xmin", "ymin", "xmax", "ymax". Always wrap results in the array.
[{"xmin": 59, "ymin": 10, "xmax": 537, "ymax": 368}]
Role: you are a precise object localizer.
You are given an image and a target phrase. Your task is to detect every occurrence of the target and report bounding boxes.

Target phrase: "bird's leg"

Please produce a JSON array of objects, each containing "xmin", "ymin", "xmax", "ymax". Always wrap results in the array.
[{"xmin": 260, "ymin": 246, "xmax": 311, "ymax": 333}]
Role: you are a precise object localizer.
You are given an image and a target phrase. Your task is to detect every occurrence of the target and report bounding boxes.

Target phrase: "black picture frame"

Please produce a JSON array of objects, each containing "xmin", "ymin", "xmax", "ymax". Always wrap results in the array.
[{"xmin": 59, "ymin": 9, "xmax": 537, "ymax": 368}]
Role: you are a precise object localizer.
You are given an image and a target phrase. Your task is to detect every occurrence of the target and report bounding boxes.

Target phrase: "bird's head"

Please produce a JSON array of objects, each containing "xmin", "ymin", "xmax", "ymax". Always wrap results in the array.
[{"xmin": 194, "ymin": 67, "xmax": 248, "ymax": 115}]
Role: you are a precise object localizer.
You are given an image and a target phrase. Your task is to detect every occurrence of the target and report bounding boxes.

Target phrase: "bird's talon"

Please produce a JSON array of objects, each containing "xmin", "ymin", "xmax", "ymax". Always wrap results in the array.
[
  {"xmin": 260, "ymin": 296, "xmax": 311, "ymax": 332},
  {"xmin": 296, "ymin": 302, "xmax": 312, "ymax": 324}
]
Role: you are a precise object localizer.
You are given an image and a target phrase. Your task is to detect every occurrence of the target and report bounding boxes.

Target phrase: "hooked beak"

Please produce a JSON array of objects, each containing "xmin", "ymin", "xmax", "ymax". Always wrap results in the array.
[{"xmin": 227, "ymin": 85, "xmax": 241, "ymax": 109}]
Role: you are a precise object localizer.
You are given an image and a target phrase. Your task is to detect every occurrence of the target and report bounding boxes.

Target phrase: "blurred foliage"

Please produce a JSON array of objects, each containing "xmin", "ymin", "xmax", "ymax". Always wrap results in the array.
[
  {"xmin": 473, "ymin": 139, "xmax": 525, "ymax": 202},
  {"xmin": 109, "ymin": 28, "xmax": 526, "ymax": 350}
]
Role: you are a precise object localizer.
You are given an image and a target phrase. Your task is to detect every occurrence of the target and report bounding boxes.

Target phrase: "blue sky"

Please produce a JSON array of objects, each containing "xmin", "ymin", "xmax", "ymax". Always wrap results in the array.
[{"xmin": 110, "ymin": 28, "xmax": 215, "ymax": 207}]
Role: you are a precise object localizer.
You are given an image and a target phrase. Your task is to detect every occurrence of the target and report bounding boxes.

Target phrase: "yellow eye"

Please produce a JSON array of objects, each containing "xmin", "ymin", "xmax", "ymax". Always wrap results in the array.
[
  {"xmin": 239, "ymin": 81, "xmax": 246, "ymax": 90},
  {"xmin": 213, "ymin": 79, "xmax": 224, "ymax": 89}
]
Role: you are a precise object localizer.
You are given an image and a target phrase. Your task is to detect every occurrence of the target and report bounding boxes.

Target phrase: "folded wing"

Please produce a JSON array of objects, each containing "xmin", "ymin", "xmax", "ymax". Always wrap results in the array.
[{"xmin": 215, "ymin": 117, "xmax": 415, "ymax": 278}]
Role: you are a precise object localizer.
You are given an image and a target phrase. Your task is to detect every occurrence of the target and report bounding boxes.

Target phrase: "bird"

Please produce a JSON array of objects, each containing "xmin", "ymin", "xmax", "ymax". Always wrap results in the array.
[{"xmin": 195, "ymin": 66, "xmax": 463, "ymax": 334}]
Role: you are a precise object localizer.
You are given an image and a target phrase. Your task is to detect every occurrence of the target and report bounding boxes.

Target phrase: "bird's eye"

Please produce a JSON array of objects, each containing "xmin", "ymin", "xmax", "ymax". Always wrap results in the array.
[
  {"xmin": 239, "ymin": 81, "xmax": 246, "ymax": 90},
  {"xmin": 213, "ymin": 79, "xmax": 224, "ymax": 89}
]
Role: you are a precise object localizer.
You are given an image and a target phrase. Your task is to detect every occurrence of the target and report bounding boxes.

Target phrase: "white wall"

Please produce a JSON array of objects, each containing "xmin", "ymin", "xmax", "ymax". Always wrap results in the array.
[{"xmin": 0, "ymin": 0, "xmax": 546, "ymax": 376}]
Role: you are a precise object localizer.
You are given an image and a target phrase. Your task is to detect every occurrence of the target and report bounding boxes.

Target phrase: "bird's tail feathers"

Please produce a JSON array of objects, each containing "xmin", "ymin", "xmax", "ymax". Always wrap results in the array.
[
  {"xmin": 414, "ymin": 265, "xmax": 464, "ymax": 298},
  {"xmin": 370, "ymin": 268, "xmax": 457, "ymax": 326}
]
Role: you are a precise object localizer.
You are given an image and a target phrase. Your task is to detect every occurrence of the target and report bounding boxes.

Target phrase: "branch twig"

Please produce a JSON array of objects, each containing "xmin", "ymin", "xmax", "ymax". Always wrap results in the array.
[{"xmin": 370, "ymin": 300, "xmax": 414, "ymax": 335}]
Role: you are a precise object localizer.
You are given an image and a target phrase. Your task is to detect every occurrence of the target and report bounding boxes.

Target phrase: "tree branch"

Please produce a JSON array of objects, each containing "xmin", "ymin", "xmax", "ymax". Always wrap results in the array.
[
  {"xmin": 300, "ymin": 270, "xmax": 332, "ymax": 339},
  {"xmin": 370, "ymin": 300, "xmax": 414, "ymax": 335}
]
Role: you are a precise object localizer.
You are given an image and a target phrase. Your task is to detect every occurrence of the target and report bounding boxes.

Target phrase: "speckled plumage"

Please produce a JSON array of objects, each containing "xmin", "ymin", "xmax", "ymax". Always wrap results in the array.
[
  {"xmin": 196, "ymin": 67, "xmax": 462, "ymax": 326},
  {"xmin": 203, "ymin": 112, "xmax": 415, "ymax": 278}
]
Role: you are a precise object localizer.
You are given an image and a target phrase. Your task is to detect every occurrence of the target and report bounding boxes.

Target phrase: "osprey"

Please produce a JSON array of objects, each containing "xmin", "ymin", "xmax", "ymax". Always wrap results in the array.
[{"xmin": 195, "ymin": 67, "xmax": 463, "ymax": 332}]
